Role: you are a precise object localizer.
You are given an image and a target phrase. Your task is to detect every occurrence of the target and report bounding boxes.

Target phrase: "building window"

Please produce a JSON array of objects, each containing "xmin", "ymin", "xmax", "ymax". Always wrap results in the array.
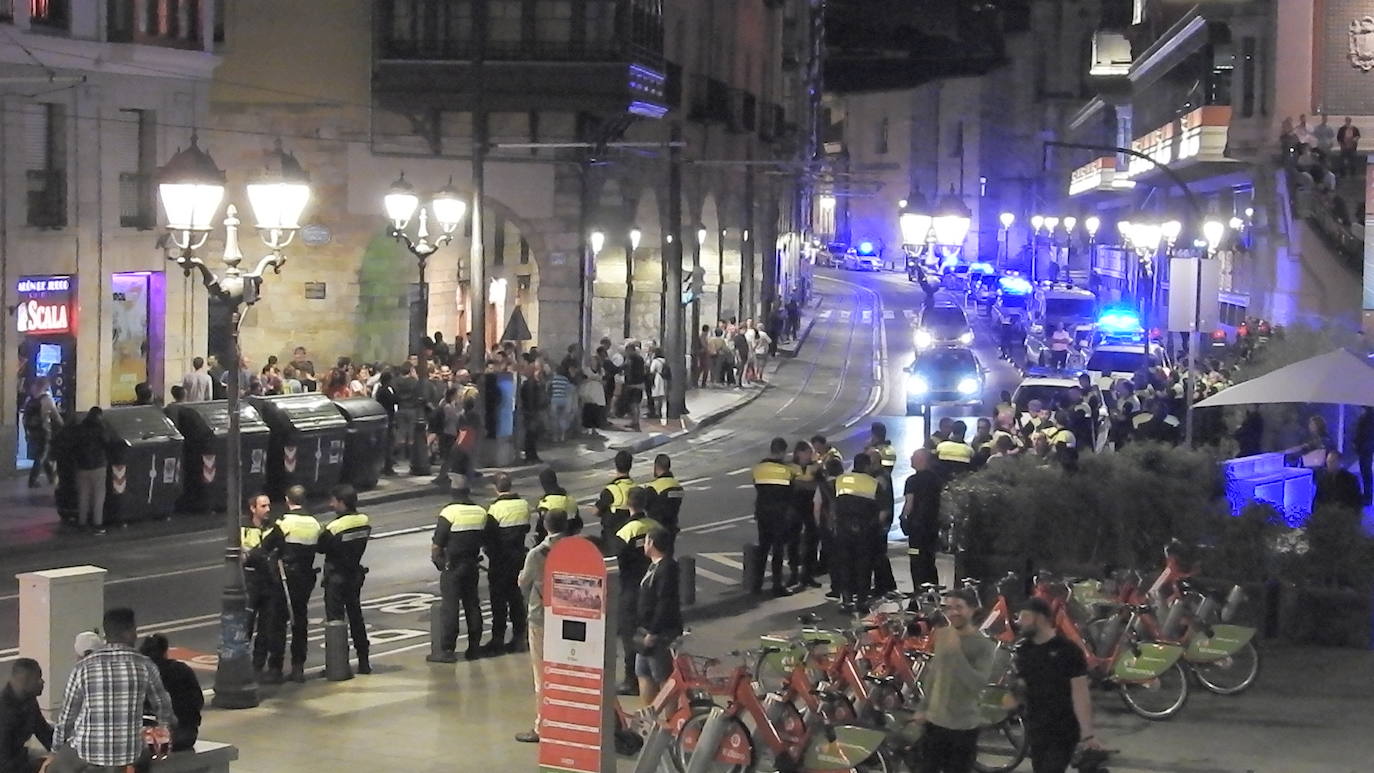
[
  {"xmin": 584, "ymin": 0, "xmax": 615, "ymax": 51},
  {"xmin": 492, "ymin": 215, "xmax": 507, "ymax": 266},
  {"xmin": 387, "ymin": 0, "xmax": 471, "ymax": 58},
  {"xmin": 534, "ymin": 0, "xmax": 571, "ymax": 46},
  {"xmin": 489, "ymin": 0, "xmax": 522, "ymax": 48},
  {"xmin": 875, "ymin": 117, "xmax": 888, "ymax": 155},
  {"xmin": 520, "ymin": 236, "xmax": 531, "ymax": 264},
  {"xmin": 30, "ymin": 0, "xmax": 69, "ymax": 28},
  {"xmin": 24, "ymin": 102, "xmax": 66, "ymax": 228},
  {"xmin": 118, "ymin": 109, "xmax": 157, "ymax": 229}
]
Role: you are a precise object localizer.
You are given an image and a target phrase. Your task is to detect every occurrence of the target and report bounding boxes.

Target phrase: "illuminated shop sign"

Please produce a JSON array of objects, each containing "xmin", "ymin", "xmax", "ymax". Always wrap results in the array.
[{"xmin": 16, "ymin": 275, "xmax": 75, "ymax": 335}]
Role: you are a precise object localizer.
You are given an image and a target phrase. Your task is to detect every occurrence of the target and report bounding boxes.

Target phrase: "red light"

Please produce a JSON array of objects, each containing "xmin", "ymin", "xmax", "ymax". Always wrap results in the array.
[{"xmin": 1212, "ymin": 330, "xmax": 1226, "ymax": 339}]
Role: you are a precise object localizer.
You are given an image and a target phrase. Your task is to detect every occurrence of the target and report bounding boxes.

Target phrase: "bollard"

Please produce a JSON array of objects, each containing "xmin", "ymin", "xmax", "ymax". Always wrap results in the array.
[
  {"xmin": 631, "ymin": 723, "xmax": 674, "ymax": 773},
  {"xmin": 428, "ymin": 606, "xmax": 446, "ymax": 659},
  {"xmin": 324, "ymin": 620, "xmax": 354, "ymax": 681},
  {"xmin": 741, "ymin": 543, "xmax": 763, "ymax": 595},
  {"xmin": 679, "ymin": 556, "xmax": 696, "ymax": 607},
  {"xmin": 682, "ymin": 708, "xmax": 730, "ymax": 773},
  {"xmin": 408, "ymin": 416, "xmax": 431, "ymax": 476}
]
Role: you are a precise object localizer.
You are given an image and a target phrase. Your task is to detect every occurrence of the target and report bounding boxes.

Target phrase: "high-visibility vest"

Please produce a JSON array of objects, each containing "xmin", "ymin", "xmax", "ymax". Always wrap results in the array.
[
  {"xmin": 275, "ymin": 511, "xmax": 322, "ymax": 569},
  {"xmin": 873, "ymin": 442, "xmax": 897, "ymax": 469},
  {"xmin": 602, "ymin": 476, "xmax": 636, "ymax": 513},
  {"xmin": 241, "ymin": 525, "xmax": 264, "ymax": 550},
  {"xmin": 489, "ymin": 495, "xmax": 532, "ymax": 528},
  {"xmin": 752, "ymin": 460, "xmax": 794, "ymax": 487},
  {"xmin": 322, "ymin": 512, "xmax": 371, "ymax": 572},
  {"xmin": 538, "ymin": 493, "xmax": 575, "ymax": 518},
  {"xmin": 1046, "ymin": 426, "xmax": 1077, "ymax": 448},
  {"xmin": 439, "ymin": 502, "xmax": 490, "ymax": 531},
  {"xmin": 834, "ymin": 472, "xmax": 878, "ymax": 499},
  {"xmin": 645, "ymin": 475, "xmax": 684, "ymax": 526},
  {"xmin": 935, "ymin": 440, "xmax": 975, "ymax": 464}
]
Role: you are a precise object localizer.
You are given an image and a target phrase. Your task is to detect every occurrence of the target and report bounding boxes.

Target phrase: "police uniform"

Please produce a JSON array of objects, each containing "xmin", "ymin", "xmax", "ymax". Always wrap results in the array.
[
  {"xmin": 787, "ymin": 458, "xmax": 821, "ymax": 586},
  {"xmin": 644, "ymin": 474, "xmax": 685, "ymax": 534},
  {"xmin": 534, "ymin": 489, "xmax": 581, "ymax": 544},
  {"xmin": 867, "ymin": 444, "xmax": 900, "ymax": 596},
  {"xmin": 596, "ymin": 475, "xmax": 637, "ymax": 549},
  {"xmin": 319, "ymin": 510, "xmax": 373, "ymax": 671},
  {"xmin": 935, "ymin": 439, "xmax": 975, "ymax": 480},
  {"xmin": 872, "ymin": 440, "xmax": 898, "ymax": 473},
  {"xmin": 751, "ymin": 457, "xmax": 796, "ymax": 592},
  {"xmin": 260, "ymin": 509, "xmax": 322, "ymax": 675},
  {"xmin": 432, "ymin": 492, "xmax": 493, "ymax": 657},
  {"xmin": 487, "ymin": 492, "xmax": 535, "ymax": 649},
  {"xmin": 242, "ymin": 521, "xmax": 286, "ymax": 676},
  {"xmin": 832, "ymin": 470, "xmax": 880, "ymax": 607},
  {"xmin": 609, "ymin": 512, "xmax": 662, "ymax": 688},
  {"xmin": 816, "ymin": 474, "xmax": 838, "ymax": 595}
]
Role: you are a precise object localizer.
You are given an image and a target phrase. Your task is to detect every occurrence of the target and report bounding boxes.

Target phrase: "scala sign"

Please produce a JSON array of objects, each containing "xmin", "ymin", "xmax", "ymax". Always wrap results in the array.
[{"xmin": 16, "ymin": 275, "xmax": 74, "ymax": 335}]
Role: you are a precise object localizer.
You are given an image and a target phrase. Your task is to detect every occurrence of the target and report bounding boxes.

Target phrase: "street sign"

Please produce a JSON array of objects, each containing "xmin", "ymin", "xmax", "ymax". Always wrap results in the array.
[
  {"xmin": 540, "ymin": 536, "xmax": 616, "ymax": 773},
  {"xmin": 1167, "ymin": 257, "xmax": 1220, "ymax": 332}
]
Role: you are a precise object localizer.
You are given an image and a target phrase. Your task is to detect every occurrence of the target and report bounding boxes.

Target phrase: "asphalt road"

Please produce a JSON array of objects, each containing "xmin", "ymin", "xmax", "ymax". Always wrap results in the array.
[{"xmin": 0, "ymin": 266, "xmax": 1016, "ymax": 673}]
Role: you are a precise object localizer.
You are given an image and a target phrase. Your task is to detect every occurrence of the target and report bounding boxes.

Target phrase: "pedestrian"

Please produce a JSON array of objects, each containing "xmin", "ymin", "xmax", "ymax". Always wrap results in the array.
[
  {"xmin": 519, "ymin": 362, "xmax": 548, "ymax": 461},
  {"xmin": 914, "ymin": 589, "xmax": 997, "ymax": 773},
  {"xmin": 485, "ymin": 473, "xmax": 534, "ymax": 655},
  {"xmin": 429, "ymin": 473, "xmax": 492, "ymax": 664},
  {"xmin": 289, "ymin": 346, "xmax": 316, "ymax": 391},
  {"xmin": 548, "ymin": 365, "xmax": 577, "ymax": 442},
  {"xmin": 0, "ymin": 658, "xmax": 51, "ymax": 773},
  {"xmin": 694, "ymin": 325, "xmax": 711, "ymax": 388},
  {"xmin": 21, "ymin": 378, "xmax": 61, "ymax": 488},
  {"xmin": 644, "ymin": 453, "xmax": 685, "ymax": 534},
  {"xmin": 595, "ymin": 450, "xmax": 637, "ymax": 547},
  {"xmin": 730, "ymin": 326, "xmax": 749, "ymax": 389},
  {"xmin": 71, "ymin": 408, "xmax": 108, "ymax": 534},
  {"xmin": 1315, "ymin": 450, "xmax": 1363, "ymax": 510},
  {"xmin": 432, "ymin": 331, "xmax": 451, "ymax": 366},
  {"xmin": 514, "ymin": 506, "xmax": 577, "ymax": 744},
  {"xmin": 374, "ymin": 371, "xmax": 398, "ymax": 475},
  {"xmin": 241, "ymin": 493, "xmax": 287, "ymax": 684},
  {"xmin": 867, "ymin": 448, "xmax": 899, "ymax": 598},
  {"xmin": 50, "ymin": 608, "xmax": 174, "ymax": 773},
  {"xmin": 136, "ymin": 634, "xmax": 202, "ymax": 751},
  {"xmin": 647, "ymin": 348, "xmax": 668, "ymax": 420},
  {"xmin": 581, "ymin": 353, "xmax": 608, "ymax": 432},
  {"xmin": 751, "ymin": 437, "xmax": 797, "ymax": 597},
  {"xmin": 635, "ymin": 526, "xmax": 682, "ymax": 702},
  {"xmin": 429, "ymin": 387, "xmax": 462, "ymax": 486},
  {"xmin": 935, "ymin": 421, "xmax": 976, "ymax": 479},
  {"xmin": 708, "ymin": 328, "xmax": 728, "ymax": 386},
  {"xmin": 868, "ymin": 421, "xmax": 898, "ymax": 472},
  {"xmin": 623, "ymin": 343, "xmax": 646, "ymax": 431},
  {"xmin": 181, "ymin": 357, "xmax": 213, "ymax": 403},
  {"xmin": 1013, "ymin": 598, "xmax": 1103, "ymax": 773},
  {"xmin": 786, "ymin": 297, "xmax": 801, "ymax": 340},
  {"xmin": 752, "ymin": 322, "xmax": 773, "ymax": 383},
  {"xmin": 167, "ymin": 385, "xmax": 186, "ymax": 405},
  {"xmin": 901, "ymin": 449, "xmax": 943, "ymax": 598},
  {"xmin": 534, "ymin": 468, "xmax": 581, "ymax": 543},
  {"xmin": 259, "ymin": 485, "xmax": 322, "ymax": 682},
  {"xmin": 1048, "ymin": 324, "xmax": 1072, "ymax": 369},
  {"xmin": 833, "ymin": 453, "xmax": 880, "ymax": 612},
  {"xmin": 393, "ymin": 362, "xmax": 423, "ymax": 468},
  {"xmin": 608, "ymin": 487, "xmax": 661, "ymax": 695},
  {"xmin": 767, "ymin": 307, "xmax": 784, "ymax": 356},
  {"xmin": 1337, "ymin": 116, "xmax": 1361, "ymax": 176},
  {"xmin": 319, "ymin": 484, "xmax": 373, "ymax": 674},
  {"xmin": 787, "ymin": 441, "xmax": 821, "ymax": 589},
  {"xmin": 1313, "ymin": 113, "xmax": 1336, "ymax": 157},
  {"xmin": 815, "ymin": 456, "xmax": 844, "ymax": 601}
]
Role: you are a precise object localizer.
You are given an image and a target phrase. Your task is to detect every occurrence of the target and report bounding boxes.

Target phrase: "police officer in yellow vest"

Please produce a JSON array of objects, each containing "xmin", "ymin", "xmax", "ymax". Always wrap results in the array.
[
  {"xmin": 429, "ymin": 473, "xmax": 494, "ymax": 663},
  {"xmin": 486, "ymin": 472, "xmax": 534, "ymax": 655},
  {"xmin": 609, "ymin": 487, "xmax": 662, "ymax": 695},
  {"xmin": 259, "ymin": 485, "xmax": 322, "ymax": 682},
  {"xmin": 533, "ymin": 467, "xmax": 581, "ymax": 544},
  {"xmin": 868, "ymin": 422, "xmax": 898, "ymax": 474},
  {"xmin": 788, "ymin": 441, "xmax": 822, "ymax": 589},
  {"xmin": 833, "ymin": 454, "xmax": 880, "ymax": 612},
  {"xmin": 318, "ymin": 484, "xmax": 373, "ymax": 674},
  {"xmin": 935, "ymin": 420, "xmax": 976, "ymax": 480},
  {"xmin": 811, "ymin": 434, "xmax": 844, "ymax": 470},
  {"xmin": 595, "ymin": 450, "xmax": 636, "ymax": 549},
  {"xmin": 242, "ymin": 492, "xmax": 287, "ymax": 683},
  {"xmin": 644, "ymin": 453, "xmax": 685, "ymax": 534},
  {"xmin": 752, "ymin": 437, "xmax": 797, "ymax": 597}
]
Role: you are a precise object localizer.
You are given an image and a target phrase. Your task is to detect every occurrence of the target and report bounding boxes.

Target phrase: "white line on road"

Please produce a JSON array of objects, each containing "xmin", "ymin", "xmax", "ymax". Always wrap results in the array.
[
  {"xmin": 693, "ymin": 566, "xmax": 738, "ymax": 585},
  {"xmin": 735, "ymin": 483, "xmax": 753, "ymax": 489},
  {"xmin": 677, "ymin": 476, "xmax": 711, "ymax": 486},
  {"xmin": 698, "ymin": 552, "xmax": 745, "ymax": 571},
  {"xmin": 693, "ymin": 524, "xmax": 737, "ymax": 534},
  {"xmin": 818, "ymin": 309, "xmax": 832, "ymax": 319},
  {"xmin": 725, "ymin": 467, "xmax": 751, "ymax": 476},
  {"xmin": 839, "ymin": 310, "xmax": 851, "ymax": 322},
  {"xmin": 882, "ymin": 309, "xmax": 894, "ymax": 320},
  {"xmin": 860, "ymin": 309, "xmax": 872, "ymax": 323}
]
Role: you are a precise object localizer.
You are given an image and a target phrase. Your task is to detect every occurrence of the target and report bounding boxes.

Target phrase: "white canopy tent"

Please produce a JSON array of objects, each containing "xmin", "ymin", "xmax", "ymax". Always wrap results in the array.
[{"xmin": 1195, "ymin": 349, "xmax": 1374, "ymax": 409}]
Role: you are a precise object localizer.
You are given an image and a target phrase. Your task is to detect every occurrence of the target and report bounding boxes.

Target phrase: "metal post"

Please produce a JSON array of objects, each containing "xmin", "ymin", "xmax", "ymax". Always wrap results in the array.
[
  {"xmin": 324, "ymin": 620, "xmax": 354, "ymax": 681},
  {"xmin": 666, "ymin": 124, "xmax": 687, "ymax": 421},
  {"xmin": 624, "ymin": 240, "xmax": 634, "ymax": 340},
  {"xmin": 678, "ymin": 556, "xmax": 696, "ymax": 607},
  {"xmin": 630, "ymin": 723, "xmax": 675, "ymax": 773},
  {"xmin": 1185, "ymin": 256, "xmax": 1203, "ymax": 445},
  {"xmin": 682, "ymin": 708, "xmax": 731, "ymax": 773},
  {"xmin": 469, "ymin": 1, "xmax": 488, "ymax": 371}
]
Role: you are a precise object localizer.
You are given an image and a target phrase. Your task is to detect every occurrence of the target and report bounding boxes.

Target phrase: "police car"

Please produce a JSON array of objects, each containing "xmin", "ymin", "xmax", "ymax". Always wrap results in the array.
[
  {"xmin": 1083, "ymin": 310, "xmax": 1171, "ymax": 390},
  {"xmin": 914, "ymin": 302, "xmax": 974, "ymax": 351},
  {"xmin": 1011, "ymin": 368, "xmax": 1109, "ymax": 451},
  {"xmin": 965, "ymin": 263, "xmax": 999, "ymax": 314},
  {"xmin": 844, "ymin": 241, "xmax": 883, "ymax": 271},
  {"xmin": 906, "ymin": 346, "xmax": 984, "ymax": 418},
  {"xmin": 991, "ymin": 274, "xmax": 1033, "ymax": 325}
]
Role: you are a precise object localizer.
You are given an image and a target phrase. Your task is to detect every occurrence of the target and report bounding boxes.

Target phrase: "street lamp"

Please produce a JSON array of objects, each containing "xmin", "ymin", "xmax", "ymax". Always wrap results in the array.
[
  {"xmin": 1161, "ymin": 219, "xmax": 1182, "ymax": 246},
  {"xmin": 1202, "ymin": 219, "xmax": 1225, "ymax": 255},
  {"xmin": 998, "ymin": 212, "xmax": 1015, "ymax": 266},
  {"xmin": 1030, "ymin": 214, "xmax": 1044, "ymax": 233},
  {"xmin": 696, "ymin": 226, "xmax": 707, "ymax": 246},
  {"xmin": 629, "ymin": 226, "xmax": 642, "ymax": 251},
  {"xmin": 590, "ymin": 229, "xmax": 606, "ymax": 257},
  {"xmin": 1063, "ymin": 216, "xmax": 1077, "ymax": 234},
  {"xmin": 385, "ymin": 174, "xmax": 467, "ymax": 356},
  {"xmin": 1084, "ymin": 216, "xmax": 1100, "ymax": 239},
  {"xmin": 932, "ymin": 187, "xmax": 972, "ymax": 248},
  {"xmin": 158, "ymin": 136, "xmax": 310, "ymax": 710}
]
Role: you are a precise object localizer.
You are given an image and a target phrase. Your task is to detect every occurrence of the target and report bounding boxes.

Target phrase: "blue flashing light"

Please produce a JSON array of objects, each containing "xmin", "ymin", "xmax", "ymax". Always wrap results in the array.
[
  {"xmin": 858, "ymin": 241, "xmax": 876, "ymax": 255},
  {"xmin": 940, "ymin": 253, "xmax": 960, "ymax": 270},
  {"xmin": 969, "ymin": 261, "xmax": 995, "ymax": 274},
  {"xmin": 1098, "ymin": 310, "xmax": 1142, "ymax": 333},
  {"xmin": 999, "ymin": 275, "xmax": 1033, "ymax": 295}
]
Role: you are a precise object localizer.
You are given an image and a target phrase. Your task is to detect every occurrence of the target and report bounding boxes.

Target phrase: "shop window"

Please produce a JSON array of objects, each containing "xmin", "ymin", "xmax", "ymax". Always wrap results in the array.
[{"xmin": 30, "ymin": 0, "xmax": 69, "ymax": 29}]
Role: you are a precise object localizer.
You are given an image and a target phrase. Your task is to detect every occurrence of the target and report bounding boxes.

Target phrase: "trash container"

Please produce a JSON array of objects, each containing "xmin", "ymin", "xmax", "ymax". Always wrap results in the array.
[
  {"xmin": 249, "ymin": 393, "xmax": 349, "ymax": 497},
  {"xmin": 101, "ymin": 405, "xmax": 185, "ymax": 524},
  {"xmin": 168, "ymin": 401, "xmax": 272, "ymax": 513},
  {"xmin": 332, "ymin": 397, "xmax": 389, "ymax": 491}
]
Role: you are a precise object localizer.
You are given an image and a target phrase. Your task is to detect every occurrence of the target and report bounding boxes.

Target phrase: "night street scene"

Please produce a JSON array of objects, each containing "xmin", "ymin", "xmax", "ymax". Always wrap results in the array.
[{"xmin": 3, "ymin": 1, "xmax": 1374, "ymax": 772}]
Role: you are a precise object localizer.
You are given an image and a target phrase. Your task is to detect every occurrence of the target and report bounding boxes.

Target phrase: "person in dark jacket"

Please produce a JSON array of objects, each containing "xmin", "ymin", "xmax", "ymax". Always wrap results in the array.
[
  {"xmin": 1315, "ymin": 451, "xmax": 1364, "ymax": 510},
  {"xmin": 634, "ymin": 526, "xmax": 681, "ymax": 702},
  {"xmin": 72, "ymin": 408, "xmax": 109, "ymax": 534},
  {"xmin": 137, "ymin": 635, "xmax": 202, "ymax": 751},
  {"xmin": 1355, "ymin": 407, "xmax": 1374, "ymax": 505},
  {"xmin": 0, "ymin": 659, "xmax": 51, "ymax": 773}
]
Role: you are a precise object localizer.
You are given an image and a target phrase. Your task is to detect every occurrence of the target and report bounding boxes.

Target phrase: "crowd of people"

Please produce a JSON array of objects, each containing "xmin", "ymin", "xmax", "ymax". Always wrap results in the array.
[{"xmin": 1281, "ymin": 113, "xmax": 1365, "ymax": 228}]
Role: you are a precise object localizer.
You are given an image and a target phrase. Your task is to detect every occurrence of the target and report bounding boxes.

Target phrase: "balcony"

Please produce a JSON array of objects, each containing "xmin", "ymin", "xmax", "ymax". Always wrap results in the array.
[
  {"xmin": 374, "ymin": 0, "xmax": 667, "ymax": 119},
  {"xmin": 1068, "ymin": 156, "xmax": 1136, "ymax": 197},
  {"xmin": 688, "ymin": 75, "xmax": 729, "ymax": 123},
  {"xmin": 1116, "ymin": 106, "xmax": 1236, "ymax": 183}
]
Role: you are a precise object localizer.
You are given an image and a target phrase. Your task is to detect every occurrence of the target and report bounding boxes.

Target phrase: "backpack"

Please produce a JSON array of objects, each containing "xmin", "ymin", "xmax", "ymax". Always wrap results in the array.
[{"xmin": 22, "ymin": 396, "xmax": 44, "ymax": 434}]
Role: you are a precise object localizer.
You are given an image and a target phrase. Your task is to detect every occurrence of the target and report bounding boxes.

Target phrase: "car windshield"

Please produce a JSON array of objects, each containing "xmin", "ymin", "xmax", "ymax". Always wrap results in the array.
[
  {"xmin": 1013, "ymin": 384, "xmax": 1069, "ymax": 413},
  {"xmin": 1046, "ymin": 298, "xmax": 1096, "ymax": 318},
  {"xmin": 916, "ymin": 349, "xmax": 975, "ymax": 373},
  {"xmin": 922, "ymin": 307, "xmax": 967, "ymax": 329},
  {"xmin": 1088, "ymin": 350, "xmax": 1146, "ymax": 375}
]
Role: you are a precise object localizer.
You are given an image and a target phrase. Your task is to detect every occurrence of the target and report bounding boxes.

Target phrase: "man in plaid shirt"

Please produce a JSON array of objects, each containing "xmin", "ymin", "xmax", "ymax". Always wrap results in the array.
[{"xmin": 49, "ymin": 608, "xmax": 174, "ymax": 772}]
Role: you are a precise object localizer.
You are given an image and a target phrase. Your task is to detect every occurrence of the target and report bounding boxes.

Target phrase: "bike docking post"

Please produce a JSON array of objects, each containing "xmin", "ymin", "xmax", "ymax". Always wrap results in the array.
[
  {"xmin": 742, "ymin": 543, "xmax": 763, "ymax": 595},
  {"xmin": 428, "ymin": 604, "xmax": 446, "ymax": 659},
  {"xmin": 679, "ymin": 556, "xmax": 697, "ymax": 606},
  {"xmin": 324, "ymin": 620, "xmax": 353, "ymax": 681},
  {"xmin": 631, "ymin": 723, "xmax": 675, "ymax": 773},
  {"xmin": 682, "ymin": 707, "xmax": 730, "ymax": 773}
]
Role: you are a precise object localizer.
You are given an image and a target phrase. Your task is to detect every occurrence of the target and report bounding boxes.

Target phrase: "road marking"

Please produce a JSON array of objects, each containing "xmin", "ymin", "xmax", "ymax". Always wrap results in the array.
[
  {"xmin": 882, "ymin": 309, "xmax": 895, "ymax": 320},
  {"xmin": 374, "ymin": 525, "xmax": 434, "ymax": 539},
  {"xmin": 839, "ymin": 310, "xmax": 851, "ymax": 322},
  {"xmin": 860, "ymin": 310, "xmax": 872, "ymax": 323},
  {"xmin": 819, "ymin": 309, "xmax": 832, "ymax": 319},
  {"xmin": 725, "ymin": 467, "xmax": 751, "ymax": 476},
  {"xmin": 694, "ymin": 566, "xmax": 739, "ymax": 585},
  {"xmin": 694, "ymin": 524, "xmax": 737, "ymax": 534},
  {"xmin": 681, "ymin": 515, "xmax": 752, "ymax": 533},
  {"xmin": 735, "ymin": 483, "xmax": 753, "ymax": 489},
  {"xmin": 903, "ymin": 309, "xmax": 917, "ymax": 320},
  {"xmin": 699, "ymin": 552, "xmax": 745, "ymax": 571}
]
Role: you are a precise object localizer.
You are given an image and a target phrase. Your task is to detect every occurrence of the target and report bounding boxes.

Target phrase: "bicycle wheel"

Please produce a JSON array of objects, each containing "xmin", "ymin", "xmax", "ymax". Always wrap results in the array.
[
  {"xmin": 1117, "ymin": 661, "xmax": 1190, "ymax": 720},
  {"xmin": 853, "ymin": 745, "xmax": 896, "ymax": 773},
  {"xmin": 1192, "ymin": 641, "xmax": 1260, "ymax": 695},
  {"xmin": 973, "ymin": 712, "xmax": 1028, "ymax": 773},
  {"xmin": 672, "ymin": 711, "xmax": 752, "ymax": 773}
]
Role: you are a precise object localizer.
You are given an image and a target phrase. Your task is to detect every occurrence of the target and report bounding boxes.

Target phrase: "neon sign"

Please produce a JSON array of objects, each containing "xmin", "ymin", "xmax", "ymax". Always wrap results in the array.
[
  {"xmin": 16, "ymin": 274, "xmax": 74, "ymax": 335},
  {"xmin": 18, "ymin": 300, "xmax": 70, "ymax": 334}
]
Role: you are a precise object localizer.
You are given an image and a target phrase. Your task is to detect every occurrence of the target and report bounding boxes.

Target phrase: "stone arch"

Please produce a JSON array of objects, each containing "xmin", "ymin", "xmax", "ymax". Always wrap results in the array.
[
  {"xmin": 717, "ymin": 186, "xmax": 745, "ymax": 324},
  {"xmin": 628, "ymin": 189, "xmax": 663, "ymax": 342},
  {"xmin": 590, "ymin": 177, "xmax": 634, "ymax": 345},
  {"xmin": 698, "ymin": 192, "xmax": 722, "ymax": 327}
]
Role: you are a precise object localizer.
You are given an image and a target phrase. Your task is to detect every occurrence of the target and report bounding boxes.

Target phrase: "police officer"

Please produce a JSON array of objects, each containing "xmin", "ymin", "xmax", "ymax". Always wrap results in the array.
[
  {"xmin": 868, "ymin": 422, "xmax": 898, "ymax": 474},
  {"xmin": 866, "ymin": 448, "xmax": 899, "ymax": 598},
  {"xmin": 609, "ymin": 487, "xmax": 661, "ymax": 695},
  {"xmin": 595, "ymin": 450, "xmax": 636, "ymax": 548},
  {"xmin": 833, "ymin": 454, "xmax": 880, "ymax": 612},
  {"xmin": 429, "ymin": 473, "xmax": 492, "ymax": 663},
  {"xmin": 319, "ymin": 484, "xmax": 373, "ymax": 674},
  {"xmin": 787, "ymin": 441, "xmax": 821, "ymax": 589},
  {"xmin": 935, "ymin": 420, "xmax": 976, "ymax": 480},
  {"xmin": 534, "ymin": 467, "xmax": 580, "ymax": 544},
  {"xmin": 260, "ymin": 485, "xmax": 322, "ymax": 683},
  {"xmin": 751, "ymin": 437, "xmax": 796, "ymax": 597},
  {"xmin": 810, "ymin": 434, "xmax": 843, "ymax": 469},
  {"xmin": 486, "ymin": 472, "xmax": 534, "ymax": 655},
  {"xmin": 643, "ymin": 453, "xmax": 685, "ymax": 534},
  {"xmin": 243, "ymin": 493, "xmax": 287, "ymax": 683},
  {"xmin": 816, "ymin": 456, "xmax": 844, "ymax": 601},
  {"xmin": 926, "ymin": 416, "xmax": 955, "ymax": 450}
]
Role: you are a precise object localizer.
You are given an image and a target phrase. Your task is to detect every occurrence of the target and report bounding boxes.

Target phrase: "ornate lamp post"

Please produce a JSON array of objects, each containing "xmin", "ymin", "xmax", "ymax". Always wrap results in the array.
[
  {"xmin": 384, "ymin": 174, "xmax": 467, "ymax": 355},
  {"xmin": 998, "ymin": 211, "xmax": 1015, "ymax": 266},
  {"xmin": 158, "ymin": 136, "xmax": 310, "ymax": 709}
]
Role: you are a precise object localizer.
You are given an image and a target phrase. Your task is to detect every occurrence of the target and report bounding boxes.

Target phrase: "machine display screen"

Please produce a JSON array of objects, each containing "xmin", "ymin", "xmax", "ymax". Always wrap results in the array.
[
  {"xmin": 36, "ymin": 343, "xmax": 62, "ymax": 374},
  {"xmin": 561, "ymin": 620, "xmax": 587, "ymax": 642}
]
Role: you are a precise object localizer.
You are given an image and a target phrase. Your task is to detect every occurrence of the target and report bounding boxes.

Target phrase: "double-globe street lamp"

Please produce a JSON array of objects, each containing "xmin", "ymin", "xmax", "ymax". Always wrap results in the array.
[
  {"xmin": 899, "ymin": 187, "xmax": 972, "ymax": 286},
  {"xmin": 384, "ymin": 174, "xmax": 468, "ymax": 358},
  {"xmin": 157, "ymin": 135, "xmax": 311, "ymax": 709}
]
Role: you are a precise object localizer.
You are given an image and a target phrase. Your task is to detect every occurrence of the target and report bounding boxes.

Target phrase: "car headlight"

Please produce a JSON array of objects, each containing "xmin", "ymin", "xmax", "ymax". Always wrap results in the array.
[
  {"xmin": 957, "ymin": 377, "xmax": 980, "ymax": 395},
  {"xmin": 914, "ymin": 330, "xmax": 934, "ymax": 349},
  {"xmin": 908, "ymin": 375, "xmax": 930, "ymax": 394},
  {"xmin": 958, "ymin": 331, "xmax": 974, "ymax": 346}
]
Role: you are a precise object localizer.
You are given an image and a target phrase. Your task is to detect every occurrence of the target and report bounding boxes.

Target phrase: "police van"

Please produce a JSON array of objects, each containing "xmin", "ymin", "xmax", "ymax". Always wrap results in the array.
[{"xmin": 1024, "ymin": 283, "xmax": 1098, "ymax": 367}]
